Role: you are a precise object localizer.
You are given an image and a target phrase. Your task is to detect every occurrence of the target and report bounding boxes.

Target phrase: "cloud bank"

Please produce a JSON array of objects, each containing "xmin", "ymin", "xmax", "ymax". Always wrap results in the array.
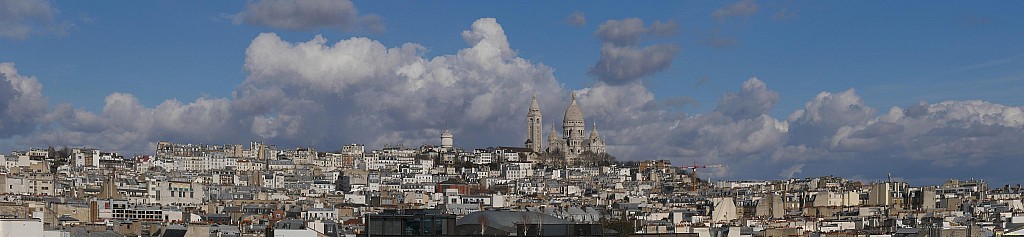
[
  {"xmin": 6, "ymin": 18, "xmax": 1024, "ymax": 184},
  {"xmin": 23, "ymin": 18, "xmax": 564, "ymax": 155}
]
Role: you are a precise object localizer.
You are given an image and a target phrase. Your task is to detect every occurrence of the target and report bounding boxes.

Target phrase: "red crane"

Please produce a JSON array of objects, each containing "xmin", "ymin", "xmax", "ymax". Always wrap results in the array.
[{"xmin": 681, "ymin": 161, "xmax": 722, "ymax": 192}]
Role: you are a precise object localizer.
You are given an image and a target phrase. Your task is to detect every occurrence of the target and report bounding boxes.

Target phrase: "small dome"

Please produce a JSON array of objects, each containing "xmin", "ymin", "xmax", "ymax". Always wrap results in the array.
[
  {"xmin": 548, "ymin": 124, "xmax": 560, "ymax": 141},
  {"xmin": 588, "ymin": 123, "xmax": 600, "ymax": 140},
  {"xmin": 563, "ymin": 93, "xmax": 584, "ymax": 122}
]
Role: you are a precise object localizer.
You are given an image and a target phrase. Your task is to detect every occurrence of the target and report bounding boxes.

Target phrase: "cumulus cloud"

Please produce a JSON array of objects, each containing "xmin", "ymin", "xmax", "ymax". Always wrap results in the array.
[
  {"xmin": 29, "ymin": 93, "xmax": 238, "ymax": 153},
  {"xmin": 0, "ymin": 63, "xmax": 47, "ymax": 137},
  {"xmin": 231, "ymin": 0, "xmax": 384, "ymax": 33},
  {"xmin": 576, "ymin": 78, "xmax": 788, "ymax": 167},
  {"xmin": 716, "ymin": 78, "xmax": 777, "ymax": 120},
  {"xmin": 786, "ymin": 89, "xmax": 875, "ymax": 148},
  {"xmin": 765, "ymin": 89, "xmax": 1024, "ymax": 182},
  {"xmin": 712, "ymin": 0, "xmax": 759, "ymax": 21},
  {"xmin": 683, "ymin": 113, "xmax": 789, "ymax": 158},
  {"xmin": 565, "ymin": 11, "xmax": 586, "ymax": 26},
  {"xmin": 28, "ymin": 18, "xmax": 565, "ymax": 154},
  {"xmin": 578, "ymin": 73, "xmax": 1024, "ymax": 182},
  {"xmin": 589, "ymin": 18, "xmax": 679, "ymax": 85},
  {"xmin": 832, "ymin": 101, "xmax": 1024, "ymax": 165},
  {"xmin": 0, "ymin": 0, "xmax": 69, "ymax": 39},
  {"xmin": 237, "ymin": 18, "xmax": 565, "ymax": 147}
]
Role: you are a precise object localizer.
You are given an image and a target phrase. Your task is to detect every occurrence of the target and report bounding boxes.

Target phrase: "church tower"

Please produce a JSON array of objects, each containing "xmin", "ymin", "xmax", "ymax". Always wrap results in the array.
[
  {"xmin": 526, "ymin": 94, "xmax": 543, "ymax": 152},
  {"xmin": 563, "ymin": 93, "xmax": 586, "ymax": 154}
]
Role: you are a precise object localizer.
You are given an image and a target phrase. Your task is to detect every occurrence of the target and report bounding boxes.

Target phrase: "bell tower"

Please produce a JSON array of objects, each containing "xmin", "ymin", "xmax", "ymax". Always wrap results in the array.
[{"xmin": 526, "ymin": 94, "xmax": 543, "ymax": 152}]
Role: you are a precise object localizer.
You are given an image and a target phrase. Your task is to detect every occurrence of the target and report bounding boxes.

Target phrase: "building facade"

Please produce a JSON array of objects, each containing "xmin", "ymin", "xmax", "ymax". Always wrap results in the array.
[{"xmin": 527, "ymin": 93, "xmax": 605, "ymax": 164}]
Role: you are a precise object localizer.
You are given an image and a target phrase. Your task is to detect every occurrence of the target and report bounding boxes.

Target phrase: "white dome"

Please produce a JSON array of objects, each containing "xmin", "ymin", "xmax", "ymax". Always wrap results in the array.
[{"xmin": 563, "ymin": 93, "xmax": 584, "ymax": 122}]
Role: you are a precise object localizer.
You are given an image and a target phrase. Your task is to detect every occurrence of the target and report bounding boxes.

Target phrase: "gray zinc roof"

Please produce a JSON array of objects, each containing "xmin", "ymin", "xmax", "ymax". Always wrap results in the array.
[{"xmin": 456, "ymin": 210, "xmax": 571, "ymax": 233}]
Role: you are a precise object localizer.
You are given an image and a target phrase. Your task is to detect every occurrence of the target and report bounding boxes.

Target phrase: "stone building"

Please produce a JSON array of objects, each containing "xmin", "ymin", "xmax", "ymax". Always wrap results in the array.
[{"xmin": 526, "ymin": 93, "xmax": 605, "ymax": 165}]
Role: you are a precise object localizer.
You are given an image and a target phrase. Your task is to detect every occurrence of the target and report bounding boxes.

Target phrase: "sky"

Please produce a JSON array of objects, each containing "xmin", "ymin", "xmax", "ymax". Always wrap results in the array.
[{"xmin": 2, "ymin": 0, "xmax": 1024, "ymax": 185}]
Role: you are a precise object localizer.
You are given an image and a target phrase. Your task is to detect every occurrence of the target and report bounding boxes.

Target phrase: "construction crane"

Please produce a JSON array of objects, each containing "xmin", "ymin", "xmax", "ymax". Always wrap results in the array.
[{"xmin": 681, "ymin": 161, "xmax": 722, "ymax": 192}]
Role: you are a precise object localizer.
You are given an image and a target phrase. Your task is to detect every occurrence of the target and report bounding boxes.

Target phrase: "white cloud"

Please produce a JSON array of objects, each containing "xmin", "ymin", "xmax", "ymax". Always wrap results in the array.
[
  {"xmin": 589, "ymin": 44, "xmax": 678, "ymax": 85},
  {"xmin": 590, "ymin": 18, "xmax": 679, "ymax": 85},
  {"xmin": 0, "ymin": 63, "xmax": 47, "ymax": 137},
  {"xmin": 241, "ymin": 18, "xmax": 565, "ymax": 147},
  {"xmin": 0, "ymin": 0, "xmax": 68, "ymax": 39},
  {"xmin": 231, "ymin": 0, "xmax": 384, "ymax": 33},
  {"xmin": 28, "ymin": 93, "xmax": 238, "ymax": 153},
  {"xmin": 716, "ymin": 78, "xmax": 777, "ymax": 120},
  {"xmin": 579, "ymin": 74, "xmax": 1024, "ymax": 181},
  {"xmin": 830, "ymin": 100, "xmax": 1024, "ymax": 165},
  {"xmin": 786, "ymin": 89, "xmax": 875, "ymax": 148},
  {"xmin": 766, "ymin": 89, "xmax": 1024, "ymax": 180},
  {"xmin": 576, "ymin": 78, "xmax": 788, "ymax": 170}
]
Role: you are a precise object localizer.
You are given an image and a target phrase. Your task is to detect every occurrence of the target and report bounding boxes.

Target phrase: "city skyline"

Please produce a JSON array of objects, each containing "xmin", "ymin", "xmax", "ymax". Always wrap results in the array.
[{"xmin": 3, "ymin": 1, "xmax": 1024, "ymax": 185}]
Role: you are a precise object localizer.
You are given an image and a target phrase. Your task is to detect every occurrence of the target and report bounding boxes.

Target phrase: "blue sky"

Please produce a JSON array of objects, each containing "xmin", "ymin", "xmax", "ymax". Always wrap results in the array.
[
  {"xmin": 8, "ymin": 1, "xmax": 1023, "ymax": 115},
  {"xmin": 2, "ymin": 0, "xmax": 1024, "ymax": 185}
]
